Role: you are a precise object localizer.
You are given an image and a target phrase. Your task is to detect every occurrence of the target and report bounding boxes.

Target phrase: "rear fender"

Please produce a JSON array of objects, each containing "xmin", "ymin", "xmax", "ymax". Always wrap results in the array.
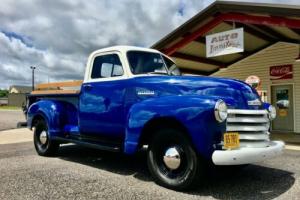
[{"xmin": 27, "ymin": 100, "xmax": 78, "ymax": 137}]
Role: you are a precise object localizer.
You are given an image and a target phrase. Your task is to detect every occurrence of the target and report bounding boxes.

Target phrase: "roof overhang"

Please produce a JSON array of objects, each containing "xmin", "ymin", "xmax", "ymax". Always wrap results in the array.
[{"xmin": 152, "ymin": 1, "xmax": 300, "ymax": 75}]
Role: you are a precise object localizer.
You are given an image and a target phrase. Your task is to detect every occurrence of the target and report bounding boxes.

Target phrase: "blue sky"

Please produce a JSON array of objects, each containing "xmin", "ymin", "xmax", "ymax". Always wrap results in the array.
[{"xmin": 0, "ymin": 0, "xmax": 299, "ymax": 89}]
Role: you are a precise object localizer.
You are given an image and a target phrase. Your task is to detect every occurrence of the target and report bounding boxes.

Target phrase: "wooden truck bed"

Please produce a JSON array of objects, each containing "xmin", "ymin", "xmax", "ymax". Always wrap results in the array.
[{"xmin": 31, "ymin": 80, "xmax": 83, "ymax": 95}]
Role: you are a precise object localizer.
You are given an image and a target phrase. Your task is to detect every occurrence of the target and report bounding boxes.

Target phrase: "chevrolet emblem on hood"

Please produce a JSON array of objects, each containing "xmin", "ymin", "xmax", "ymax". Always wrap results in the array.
[{"xmin": 248, "ymin": 99, "xmax": 262, "ymax": 106}]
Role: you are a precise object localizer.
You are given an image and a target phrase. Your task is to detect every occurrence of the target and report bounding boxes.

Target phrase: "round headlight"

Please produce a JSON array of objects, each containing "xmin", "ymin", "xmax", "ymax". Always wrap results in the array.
[
  {"xmin": 214, "ymin": 100, "xmax": 228, "ymax": 122},
  {"xmin": 268, "ymin": 105, "xmax": 276, "ymax": 120}
]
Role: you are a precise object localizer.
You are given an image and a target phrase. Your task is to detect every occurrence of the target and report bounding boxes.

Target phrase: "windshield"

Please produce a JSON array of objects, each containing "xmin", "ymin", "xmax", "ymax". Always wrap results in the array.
[{"xmin": 127, "ymin": 51, "xmax": 181, "ymax": 75}]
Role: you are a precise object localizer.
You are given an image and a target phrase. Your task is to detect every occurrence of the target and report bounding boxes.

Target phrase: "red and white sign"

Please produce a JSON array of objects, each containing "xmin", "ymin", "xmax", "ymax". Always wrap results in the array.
[
  {"xmin": 206, "ymin": 28, "xmax": 244, "ymax": 58},
  {"xmin": 270, "ymin": 64, "xmax": 293, "ymax": 80}
]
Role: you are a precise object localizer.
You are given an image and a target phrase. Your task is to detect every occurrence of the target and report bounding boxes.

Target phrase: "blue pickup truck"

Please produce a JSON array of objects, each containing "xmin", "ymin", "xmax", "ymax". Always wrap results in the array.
[{"xmin": 26, "ymin": 46, "xmax": 284, "ymax": 190}]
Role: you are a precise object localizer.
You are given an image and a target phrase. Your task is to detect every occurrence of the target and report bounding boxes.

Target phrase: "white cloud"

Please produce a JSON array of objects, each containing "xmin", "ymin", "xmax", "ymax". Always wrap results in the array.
[
  {"xmin": 0, "ymin": 0, "xmax": 208, "ymax": 88},
  {"xmin": 0, "ymin": 0, "xmax": 299, "ymax": 89}
]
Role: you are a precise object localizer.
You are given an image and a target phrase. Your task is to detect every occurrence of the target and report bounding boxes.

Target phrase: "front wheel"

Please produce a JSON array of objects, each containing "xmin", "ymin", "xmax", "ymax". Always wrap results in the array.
[
  {"xmin": 147, "ymin": 128, "xmax": 204, "ymax": 190},
  {"xmin": 33, "ymin": 119, "xmax": 59, "ymax": 156}
]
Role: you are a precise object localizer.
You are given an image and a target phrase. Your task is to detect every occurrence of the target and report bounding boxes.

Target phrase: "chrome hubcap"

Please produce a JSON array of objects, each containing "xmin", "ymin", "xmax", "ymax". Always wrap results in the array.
[
  {"xmin": 39, "ymin": 131, "xmax": 48, "ymax": 145},
  {"xmin": 163, "ymin": 147, "xmax": 181, "ymax": 170}
]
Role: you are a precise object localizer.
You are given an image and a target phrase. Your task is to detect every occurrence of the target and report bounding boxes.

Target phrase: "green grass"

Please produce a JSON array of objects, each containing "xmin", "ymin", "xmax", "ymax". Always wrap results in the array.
[{"xmin": 0, "ymin": 106, "xmax": 22, "ymax": 110}]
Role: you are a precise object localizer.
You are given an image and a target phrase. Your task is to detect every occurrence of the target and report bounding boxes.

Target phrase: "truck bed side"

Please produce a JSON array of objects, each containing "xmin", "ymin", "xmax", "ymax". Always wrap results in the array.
[{"xmin": 26, "ymin": 80, "xmax": 82, "ymax": 132}]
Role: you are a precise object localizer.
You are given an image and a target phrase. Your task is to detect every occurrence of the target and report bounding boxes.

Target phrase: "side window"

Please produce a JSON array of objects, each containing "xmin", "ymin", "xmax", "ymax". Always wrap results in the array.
[{"xmin": 91, "ymin": 54, "xmax": 124, "ymax": 79}]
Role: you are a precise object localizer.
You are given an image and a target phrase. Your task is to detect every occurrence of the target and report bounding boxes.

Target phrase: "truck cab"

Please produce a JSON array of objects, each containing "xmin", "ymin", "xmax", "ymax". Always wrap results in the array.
[{"xmin": 27, "ymin": 46, "xmax": 284, "ymax": 190}]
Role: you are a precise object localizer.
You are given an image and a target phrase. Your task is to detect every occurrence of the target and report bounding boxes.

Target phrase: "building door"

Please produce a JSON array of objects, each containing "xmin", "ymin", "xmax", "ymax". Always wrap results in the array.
[{"xmin": 271, "ymin": 85, "xmax": 294, "ymax": 131}]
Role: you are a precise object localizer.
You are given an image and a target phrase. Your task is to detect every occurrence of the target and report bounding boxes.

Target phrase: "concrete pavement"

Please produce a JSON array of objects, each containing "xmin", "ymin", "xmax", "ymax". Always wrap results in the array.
[
  {"xmin": 271, "ymin": 131, "xmax": 300, "ymax": 145},
  {"xmin": 0, "ymin": 110, "xmax": 25, "ymax": 131},
  {"xmin": 0, "ymin": 128, "xmax": 299, "ymax": 199}
]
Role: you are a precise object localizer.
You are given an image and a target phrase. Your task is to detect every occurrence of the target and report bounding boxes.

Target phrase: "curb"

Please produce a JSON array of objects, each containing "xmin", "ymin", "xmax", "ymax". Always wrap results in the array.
[
  {"xmin": 285, "ymin": 145, "xmax": 300, "ymax": 151},
  {"xmin": 0, "ymin": 109, "xmax": 22, "ymax": 112}
]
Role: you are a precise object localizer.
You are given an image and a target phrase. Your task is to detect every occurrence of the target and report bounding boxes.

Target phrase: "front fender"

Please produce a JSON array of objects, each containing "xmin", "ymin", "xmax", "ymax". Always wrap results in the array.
[
  {"xmin": 124, "ymin": 95, "xmax": 226, "ymax": 158},
  {"xmin": 27, "ymin": 100, "xmax": 77, "ymax": 137}
]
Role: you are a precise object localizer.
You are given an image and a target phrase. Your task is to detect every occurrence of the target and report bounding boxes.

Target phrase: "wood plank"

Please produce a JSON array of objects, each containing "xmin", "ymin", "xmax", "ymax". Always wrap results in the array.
[
  {"xmin": 164, "ymin": 13, "xmax": 300, "ymax": 55},
  {"xmin": 31, "ymin": 90, "xmax": 80, "ymax": 95},
  {"xmin": 254, "ymin": 25, "xmax": 297, "ymax": 43},
  {"xmin": 180, "ymin": 67, "xmax": 218, "ymax": 75},
  {"xmin": 36, "ymin": 80, "xmax": 83, "ymax": 89},
  {"xmin": 172, "ymin": 52, "xmax": 225, "ymax": 68},
  {"xmin": 224, "ymin": 22, "xmax": 275, "ymax": 42},
  {"xmin": 291, "ymin": 28, "xmax": 300, "ymax": 37}
]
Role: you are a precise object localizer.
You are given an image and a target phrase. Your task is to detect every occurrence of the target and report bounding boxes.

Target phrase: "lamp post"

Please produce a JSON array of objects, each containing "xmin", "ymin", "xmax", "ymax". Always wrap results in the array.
[{"xmin": 30, "ymin": 66, "xmax": 36, "ymax": 91}]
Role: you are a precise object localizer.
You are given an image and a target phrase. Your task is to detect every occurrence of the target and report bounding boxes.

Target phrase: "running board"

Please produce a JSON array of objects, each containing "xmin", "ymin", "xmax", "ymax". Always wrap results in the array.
[{"xmin": 53, "ymin": 137, "xmax": 121, "ymax": 152}]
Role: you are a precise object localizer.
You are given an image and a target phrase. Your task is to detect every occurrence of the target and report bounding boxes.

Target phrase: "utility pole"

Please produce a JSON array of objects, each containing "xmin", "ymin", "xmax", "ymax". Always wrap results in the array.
[{"xmin": 30, "ymin": 66, "xmax": 36, "ymax": 91}]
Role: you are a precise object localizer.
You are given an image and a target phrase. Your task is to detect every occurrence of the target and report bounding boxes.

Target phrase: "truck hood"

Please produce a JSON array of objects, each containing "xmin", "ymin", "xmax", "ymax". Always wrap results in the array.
[{"xmin": 133, "ymin": 75, "xmax": 263, "ymax": 110}]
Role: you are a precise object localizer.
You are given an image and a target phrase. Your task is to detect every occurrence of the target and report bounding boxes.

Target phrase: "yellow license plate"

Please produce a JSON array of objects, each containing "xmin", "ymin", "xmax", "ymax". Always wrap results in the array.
[{"xmin": 224, "ymin": 132, "xmax": 240, "ymax": 149}]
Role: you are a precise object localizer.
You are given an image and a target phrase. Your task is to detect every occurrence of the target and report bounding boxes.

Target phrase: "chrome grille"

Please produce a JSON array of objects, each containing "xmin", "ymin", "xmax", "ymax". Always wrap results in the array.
[{"xmin": 226, "ymin": 109, "xmax": 270, "ymax": 148}]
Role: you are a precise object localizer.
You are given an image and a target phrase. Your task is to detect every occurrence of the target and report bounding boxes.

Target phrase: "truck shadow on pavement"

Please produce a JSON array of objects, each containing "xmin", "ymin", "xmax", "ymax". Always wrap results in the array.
[{"xmin": 57, "ymin": 144, "xmax": 295, "ymax": 200}]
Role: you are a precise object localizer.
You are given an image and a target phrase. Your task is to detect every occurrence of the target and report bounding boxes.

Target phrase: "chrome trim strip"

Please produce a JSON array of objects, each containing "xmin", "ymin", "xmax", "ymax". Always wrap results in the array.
[
  {"xmin": 227, "ymin": 109, "xmax": 268, "ymax": 115},
  {"xmin": 227, "ymin": 125, "xmax": 269, "ymax": 132},
  {"xmin": 227, "ymin": 117, "xmax": 269, "ymax": 123},
  {"xmin": 239, "ymin": 133, "xmax": 269, "ymax": 140}
]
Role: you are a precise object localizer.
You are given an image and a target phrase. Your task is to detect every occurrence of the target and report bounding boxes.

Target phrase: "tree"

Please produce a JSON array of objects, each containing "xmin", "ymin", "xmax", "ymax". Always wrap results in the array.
[{"xmin": 0, "ymin": 90, "xmax": 8, "ymax": 98}]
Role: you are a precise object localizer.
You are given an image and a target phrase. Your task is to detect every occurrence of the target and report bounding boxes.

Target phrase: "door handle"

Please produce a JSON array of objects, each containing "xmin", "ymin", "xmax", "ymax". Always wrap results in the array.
[{"xmin": 83, "ymin": 84, "xmax": 93, "ymax": 91}]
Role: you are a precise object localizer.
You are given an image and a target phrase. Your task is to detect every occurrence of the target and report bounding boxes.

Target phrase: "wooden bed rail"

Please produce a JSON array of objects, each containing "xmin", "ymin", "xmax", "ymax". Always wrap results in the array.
[
  {"xmin": 35, "ymin": 80, "xmax": 83, "ymax": 89},
  {"xmin": 31, "ymin": 80, "xmax": 83, "ymax": 95}
]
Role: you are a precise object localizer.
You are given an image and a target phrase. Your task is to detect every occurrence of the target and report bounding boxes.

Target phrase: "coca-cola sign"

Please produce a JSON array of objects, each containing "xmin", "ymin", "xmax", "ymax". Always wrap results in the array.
[{"xmin": 270, "ymin": 64, "xmax": 293, "ymax": 80}]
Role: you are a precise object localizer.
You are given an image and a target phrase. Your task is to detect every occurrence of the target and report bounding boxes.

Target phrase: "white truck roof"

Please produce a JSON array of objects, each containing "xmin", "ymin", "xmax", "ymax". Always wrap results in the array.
[{"xmin": 89, "ymin": 45, "xmax": 160, "ymax": 57}]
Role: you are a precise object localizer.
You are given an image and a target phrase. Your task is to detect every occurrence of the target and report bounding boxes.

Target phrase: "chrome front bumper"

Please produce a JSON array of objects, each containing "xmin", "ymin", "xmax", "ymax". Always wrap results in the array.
[{"xmin": 212, "ymin": 141, "xmax": 284, "ymax": 165}]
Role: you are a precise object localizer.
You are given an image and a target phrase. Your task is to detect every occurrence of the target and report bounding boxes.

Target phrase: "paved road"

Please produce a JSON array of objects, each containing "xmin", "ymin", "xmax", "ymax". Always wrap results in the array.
[
  {"xmin": 0, "ymin": 136, "xmax": 299, "ymax": 200},
  {"xmin": 0, "ymin": 110, "xmax": 25, "ymax": 131}
]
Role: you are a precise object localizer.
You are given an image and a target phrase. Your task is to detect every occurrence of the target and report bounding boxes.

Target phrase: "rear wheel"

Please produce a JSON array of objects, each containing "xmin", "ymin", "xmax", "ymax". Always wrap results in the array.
[
  {"xmin": 147, "ymin": 128, "xmax": 204, "ymax": 190},
  {"xmin": 33, "ymin": 119, "xmax": 59, "ymax": 156}
]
